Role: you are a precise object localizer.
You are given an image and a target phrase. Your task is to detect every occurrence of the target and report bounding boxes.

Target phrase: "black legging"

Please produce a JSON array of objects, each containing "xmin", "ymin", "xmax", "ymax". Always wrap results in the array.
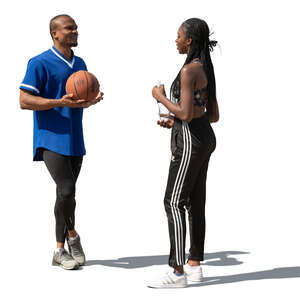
[{"xmin": 42, "ymin": 149, "xmax": 83, "ymax": 243}]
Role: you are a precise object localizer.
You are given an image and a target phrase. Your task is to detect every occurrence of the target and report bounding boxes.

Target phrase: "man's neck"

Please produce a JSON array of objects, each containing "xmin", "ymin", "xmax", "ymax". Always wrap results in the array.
[{"xmin": 53, "ymin": 43, "xmax": 72, "ymax": 60}]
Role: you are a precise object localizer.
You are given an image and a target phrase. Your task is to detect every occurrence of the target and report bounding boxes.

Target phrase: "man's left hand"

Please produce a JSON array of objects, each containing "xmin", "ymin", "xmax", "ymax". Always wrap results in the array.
[{"xmin": 84, "ymin": 91, "xmax": 104, "ymax": 108}]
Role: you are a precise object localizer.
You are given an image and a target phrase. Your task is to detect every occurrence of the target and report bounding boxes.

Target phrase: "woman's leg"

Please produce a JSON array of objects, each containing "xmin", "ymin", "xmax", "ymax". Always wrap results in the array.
[
  {"xmin": 164, "ymin": 122, "xmax": 202, "ymax": 271},
  {"xmin": 186, "ymin": 157, "xmax": 210, "ymax": 264},
  {"xmin": 164, "ymin": 161, "xmax": 187, "ymax": 272}
]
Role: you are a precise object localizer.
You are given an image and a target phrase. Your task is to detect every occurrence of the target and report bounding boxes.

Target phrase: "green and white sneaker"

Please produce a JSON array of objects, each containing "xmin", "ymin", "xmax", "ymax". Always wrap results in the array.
[
  {"xmin": 67, "ymin": 234, "xmax": 86, "ymax": 266},
  {"xmin": 52, "ymin": 248, "xmax": 79, "ymax": 270}
]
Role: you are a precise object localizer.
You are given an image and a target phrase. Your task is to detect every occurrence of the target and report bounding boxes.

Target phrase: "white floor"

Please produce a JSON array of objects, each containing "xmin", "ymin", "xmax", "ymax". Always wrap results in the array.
[{"xmin": 2, "ymin": 155, "xmax": 300, "ymax": 300}]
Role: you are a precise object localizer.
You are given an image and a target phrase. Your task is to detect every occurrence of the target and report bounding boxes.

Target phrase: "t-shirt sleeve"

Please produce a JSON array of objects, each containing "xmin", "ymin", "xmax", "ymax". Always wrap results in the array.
[
  {"xmin": 20, "ymin": 58, "xmax": 46, "ymax": 95},
  {"xmin": 81, "ymin": 59, "xmax": 88, "ymax": 71},
  {"xmin": 76, "ymin": 56, "xmax": 88, "ymax": 71}
]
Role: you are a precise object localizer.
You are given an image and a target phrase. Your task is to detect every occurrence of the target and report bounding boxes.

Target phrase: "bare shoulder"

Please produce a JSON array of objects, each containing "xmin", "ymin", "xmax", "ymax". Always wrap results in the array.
[
  {"xmin": 182, "ymin": 62, "xmax": 203, "ymax": 85},
  {"xmin": 183, "ymin": 62, "xmax": 203, "ymax": 75},
  {"xmin": 181, "ymin": 65, "xmax": 194, "ymax": 80}
]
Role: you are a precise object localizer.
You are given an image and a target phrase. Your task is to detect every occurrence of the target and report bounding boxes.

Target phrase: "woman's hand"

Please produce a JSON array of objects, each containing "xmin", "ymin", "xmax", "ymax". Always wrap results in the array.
[
  {"xmin": 152, "ymin": 84, "xmax": 166, "ymax": 102},
  {"xmin": 157, "ymin": 117, "xmax": 174, "ymax": 129}
]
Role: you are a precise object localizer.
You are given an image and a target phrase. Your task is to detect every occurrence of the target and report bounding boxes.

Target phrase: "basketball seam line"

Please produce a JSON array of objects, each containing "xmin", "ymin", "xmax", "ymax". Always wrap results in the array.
[
  {"xmin": 73, "ymin": 72, "xmax": 80, "ymax": 100},
  {"xmin": 84, "ymin": 71, "xmax": 89, "ymax": 101}
]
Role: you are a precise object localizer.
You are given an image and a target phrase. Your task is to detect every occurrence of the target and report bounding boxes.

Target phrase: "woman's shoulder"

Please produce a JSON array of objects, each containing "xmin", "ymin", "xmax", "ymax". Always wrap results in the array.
[
  {"xmin": 183, "ymin": 61, "xmax": 203, "ymax": 73},
  {"xmin": 181, "ymin": 61, "xmax": 203, "ymax": 80}
]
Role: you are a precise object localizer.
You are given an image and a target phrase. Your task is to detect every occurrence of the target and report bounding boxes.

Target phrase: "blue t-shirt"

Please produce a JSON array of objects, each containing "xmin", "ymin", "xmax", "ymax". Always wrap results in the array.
[{"xmin": 20, "ymin": 46, "xmax": 87, "ymax": 161}]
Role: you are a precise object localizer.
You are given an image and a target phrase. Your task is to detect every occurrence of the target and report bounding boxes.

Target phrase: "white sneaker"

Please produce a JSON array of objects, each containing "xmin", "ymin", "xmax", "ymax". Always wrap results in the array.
[
  {"xmin": 147, "ymin": 271, "xmax": 187, "ymax": 289},
  {"xmin": 184, "ymin": 264, "xmax": 203, "ymax": 282},
  {"xmin": 67, "ymin": 234, "xmax": 85, "ymax": 266},
  {"xmin": 52, "ymin": 248, "xmax": 79, "ymax": 270}
]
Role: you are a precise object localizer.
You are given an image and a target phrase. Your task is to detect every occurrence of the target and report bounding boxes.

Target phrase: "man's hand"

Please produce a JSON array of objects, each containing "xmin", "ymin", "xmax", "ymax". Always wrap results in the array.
[
  {"xmin": 80, "ymin": 91, "xmax": 104, "ymax": 108},
  {"xmin": 60, "ymin": 91, "xmax": 104, "ymax": 108},
  {"xmin": 86, "ymin": 91, "xmax": 104, "ymax": 106},
  {"xmin": 60, "ymin": 94, "xmax": 89, "ymax": 108}
]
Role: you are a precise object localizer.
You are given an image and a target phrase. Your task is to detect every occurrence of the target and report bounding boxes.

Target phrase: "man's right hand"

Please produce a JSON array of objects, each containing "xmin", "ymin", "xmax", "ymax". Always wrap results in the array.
[{"xmin": 60, "ymin": 94, "xmax": 89, "ymax": 108}]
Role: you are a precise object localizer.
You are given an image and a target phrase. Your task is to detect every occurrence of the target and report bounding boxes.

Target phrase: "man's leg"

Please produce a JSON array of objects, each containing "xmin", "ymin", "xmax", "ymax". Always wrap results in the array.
[
  {"xmin": 42, "ymin": 149, "xmax": 80, "ymax": 269},
  {"xmin": 66, "ymin": 156, "xmax": 83, "ymax": 238},
  {"xmin": 65, "ymin": 156, "xmax": 86, "ymax": 266},
  {"xmin": 43, "ymin": 150, "xmax": 78, "ymax": 243}
]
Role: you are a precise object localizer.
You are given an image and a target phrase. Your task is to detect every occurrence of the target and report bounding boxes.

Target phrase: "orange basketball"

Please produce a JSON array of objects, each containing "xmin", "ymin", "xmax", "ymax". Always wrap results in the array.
[{"xmin": 66, "ymin": 71, "xmax": 100, "ymax": 101}]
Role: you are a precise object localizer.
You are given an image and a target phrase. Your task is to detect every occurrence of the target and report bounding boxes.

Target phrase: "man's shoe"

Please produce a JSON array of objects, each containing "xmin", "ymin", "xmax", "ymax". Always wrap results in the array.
[
  {"xmin": 52, "ymin": 248, "xmax": 79, "ymax": 270},
  {"xmin": 184, "ymin": 264, "xmax": 203, "ymax": 282},
  {"xmin": 147, "ymin": 271, "xmax": 187, "ymax": 289},
  {"xmin": 67, "ymin": 234, "xmax": 86, "ymax": 266}
]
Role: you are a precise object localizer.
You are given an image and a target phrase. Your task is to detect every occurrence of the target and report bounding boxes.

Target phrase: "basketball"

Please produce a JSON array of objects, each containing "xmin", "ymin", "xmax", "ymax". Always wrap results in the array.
[{"xmin": 66, "ymin": 71, "xmax": 100, "ymax": 101}]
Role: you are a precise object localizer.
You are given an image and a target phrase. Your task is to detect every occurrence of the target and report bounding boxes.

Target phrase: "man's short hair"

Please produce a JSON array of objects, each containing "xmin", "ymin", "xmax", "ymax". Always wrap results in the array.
[{"xmin": 49, "ymin": 14, "xmax": 72, "ymax": 35}]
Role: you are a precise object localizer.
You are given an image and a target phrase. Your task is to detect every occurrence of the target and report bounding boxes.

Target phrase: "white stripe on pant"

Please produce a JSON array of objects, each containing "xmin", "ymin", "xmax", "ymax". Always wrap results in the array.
[{"xmin": 170, "ymin": 122, "xmax": 192, "ymax": 266}]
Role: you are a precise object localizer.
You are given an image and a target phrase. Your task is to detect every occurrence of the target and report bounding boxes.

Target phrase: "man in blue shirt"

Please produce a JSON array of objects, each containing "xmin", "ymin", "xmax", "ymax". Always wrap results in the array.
[{"xmin": 19, "ymin": 14, "xmax": 103, "ymax": 270}]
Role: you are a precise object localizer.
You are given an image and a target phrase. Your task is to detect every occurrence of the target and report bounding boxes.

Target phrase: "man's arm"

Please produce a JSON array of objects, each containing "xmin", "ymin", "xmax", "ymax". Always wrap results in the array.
[{"xmin": 19, "ymin": 89, "xmax": 89, "ymax": 111}]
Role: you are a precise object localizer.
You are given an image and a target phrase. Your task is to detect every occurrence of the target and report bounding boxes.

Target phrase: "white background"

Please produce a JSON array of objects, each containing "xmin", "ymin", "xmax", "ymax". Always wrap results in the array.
[{"xmin": 1, "ymin": 0, "xmax": 300, "ymax": 299}]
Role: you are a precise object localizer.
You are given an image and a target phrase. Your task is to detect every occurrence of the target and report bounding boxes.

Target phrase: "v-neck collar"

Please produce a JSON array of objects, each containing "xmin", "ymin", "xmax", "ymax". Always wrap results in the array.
[{"xmin": 50, "ymin": 46, "xmax": 75, "ymax": 69}]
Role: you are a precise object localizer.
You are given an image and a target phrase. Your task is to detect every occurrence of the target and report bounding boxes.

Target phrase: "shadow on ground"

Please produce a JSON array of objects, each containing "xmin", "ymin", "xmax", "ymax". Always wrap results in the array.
[
  {"xmin": 188, "ymin": 267, "xmax": 300, "ymax": 288},
  {"xmin": 85, "ymin": 250, "xmax": 248, "ymax": 268},
  {"xmin": 86, "ymin": 251, "xmax": 300, "ymax": 286}
]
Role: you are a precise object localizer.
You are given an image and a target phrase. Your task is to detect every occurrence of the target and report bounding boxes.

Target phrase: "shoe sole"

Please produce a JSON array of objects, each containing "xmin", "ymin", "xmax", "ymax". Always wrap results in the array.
[
  {"xmin": 187, "ymin": 279, "xmax": 203, "ymax": 284},
  {"xmin": 148, "ymin": 286, "xmax": 187, "ymax": 289},
  {"xmin": 185, "ymin": 272, "xmax": 203, "ymax": 283},
  {"xmin": 52, "ymin": 259, "xmax": 79, "ymax": 270},
  {"xmin": 186, "ymin": 276, "xmax": 203, "ymax": 283},
  {"xmin": 147, "ymin": 283, "xmax": 187, "ymax": 289},
  {"xmin": 186, "ymin": 274, "xmax": 203, "ymax": 281},
  {"xmin": 71, "ymin": 257, "xmax": 85, "ymax": 266}
]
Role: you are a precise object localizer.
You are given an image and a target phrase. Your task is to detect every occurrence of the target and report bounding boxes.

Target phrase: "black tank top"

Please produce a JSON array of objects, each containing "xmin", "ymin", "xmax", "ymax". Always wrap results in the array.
[
  {"xmin": 191, "ymin": 59, "xmax": 208, "ymax": 107},
  {"xmin": 171, "ymin": 59, "xmax": 208, "ymax": 107}
]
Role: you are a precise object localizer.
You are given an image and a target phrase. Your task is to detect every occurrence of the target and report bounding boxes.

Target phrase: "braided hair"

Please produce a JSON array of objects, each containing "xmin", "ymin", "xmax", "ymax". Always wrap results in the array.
[{"xmin": 170, "ymin": 18, "xmax": 217, "ymax": 115}]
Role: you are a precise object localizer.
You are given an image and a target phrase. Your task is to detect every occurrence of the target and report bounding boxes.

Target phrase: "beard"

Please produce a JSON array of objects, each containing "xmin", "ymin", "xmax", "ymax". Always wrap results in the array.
[
  {"xmin": 66, "ymin": 35, "xmax": 78, "ymax": 47},
  {"xmin": 69, "ymin": 41, "xmax": 78, "ymax": 47}
]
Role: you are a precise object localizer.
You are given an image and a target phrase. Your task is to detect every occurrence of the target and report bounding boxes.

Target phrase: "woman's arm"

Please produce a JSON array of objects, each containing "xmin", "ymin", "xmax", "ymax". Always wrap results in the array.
[
  {"xmin": 206, "ymin": 99, "xmax": 219, "ymax": 123},
  {"xmin": 152, "ymin": 66, "xmax": 194, "ymax": 123}
]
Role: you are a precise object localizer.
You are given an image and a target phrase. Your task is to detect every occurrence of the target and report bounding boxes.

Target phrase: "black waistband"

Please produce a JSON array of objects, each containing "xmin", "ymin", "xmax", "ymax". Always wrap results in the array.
[{"xmin": 174, "ymin": 114, "xmax": 208, "ymax": 125}]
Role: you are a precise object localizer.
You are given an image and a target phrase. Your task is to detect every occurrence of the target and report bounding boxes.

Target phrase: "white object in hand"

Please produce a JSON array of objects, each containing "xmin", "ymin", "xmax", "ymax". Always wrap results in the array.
[{"xmin": 156, "ymin": 81, "xmax": 170, "ymax": 121}]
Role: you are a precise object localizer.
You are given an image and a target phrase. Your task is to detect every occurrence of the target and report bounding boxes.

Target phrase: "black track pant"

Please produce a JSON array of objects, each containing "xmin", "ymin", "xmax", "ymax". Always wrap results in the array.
[
  {"xmin": 42, "ymin": 149, "xmax": 83, "ymax": 243},
  {"xmin": 164, "ymin": 116, "xmax": 216, "ymax": 268}
]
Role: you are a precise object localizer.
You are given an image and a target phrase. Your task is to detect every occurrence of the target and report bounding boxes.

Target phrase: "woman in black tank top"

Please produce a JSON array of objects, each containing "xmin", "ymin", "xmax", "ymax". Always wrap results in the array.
[{"xmin": 148, "ymin": 18, "xmax": 219, "ymax": 288}]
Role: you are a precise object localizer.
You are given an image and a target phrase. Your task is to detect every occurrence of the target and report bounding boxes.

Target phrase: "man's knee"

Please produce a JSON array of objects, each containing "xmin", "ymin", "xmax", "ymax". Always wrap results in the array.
[
  {"xmin": 58, "ymin": 183, "xmax": 75, "ymax": 200},
  {"xmin": 55, "ymin": 183, "xmax": 76, "ymax": 216}
]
